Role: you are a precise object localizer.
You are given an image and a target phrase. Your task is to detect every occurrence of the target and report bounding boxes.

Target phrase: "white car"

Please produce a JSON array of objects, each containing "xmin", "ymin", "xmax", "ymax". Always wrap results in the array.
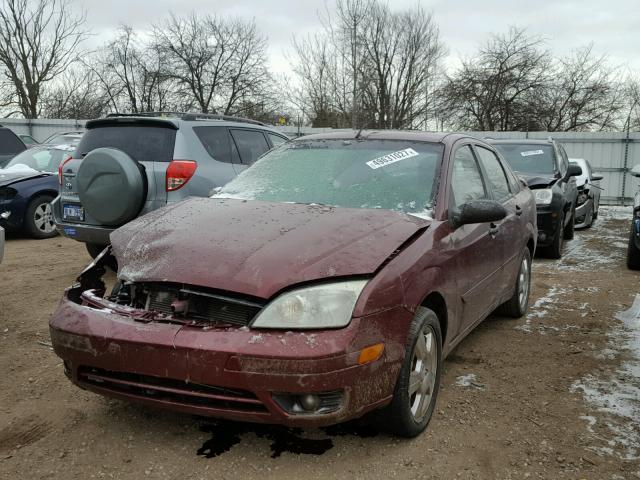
[{"xmin": 570, "ymin": 158, "xmax": 603, "ymax": 228}]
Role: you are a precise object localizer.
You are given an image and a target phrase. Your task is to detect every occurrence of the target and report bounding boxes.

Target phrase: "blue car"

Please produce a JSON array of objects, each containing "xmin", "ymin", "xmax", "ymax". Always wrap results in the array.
[{"xmin": 0, "ymin": 144, "xmax": 77, "ymax": 238}]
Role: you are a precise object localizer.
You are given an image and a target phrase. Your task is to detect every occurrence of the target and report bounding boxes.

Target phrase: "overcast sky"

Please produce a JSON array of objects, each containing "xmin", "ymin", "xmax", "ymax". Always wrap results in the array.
[{"xmin": 78, "ymin": 0, "xmax": 640, "ymax": 74}]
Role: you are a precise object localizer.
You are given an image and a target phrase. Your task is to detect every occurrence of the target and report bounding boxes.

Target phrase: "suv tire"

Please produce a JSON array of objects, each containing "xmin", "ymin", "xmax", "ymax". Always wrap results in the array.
[{"xmin": 77, "ymin": 148, "xmax": 146, "ymax": 226}]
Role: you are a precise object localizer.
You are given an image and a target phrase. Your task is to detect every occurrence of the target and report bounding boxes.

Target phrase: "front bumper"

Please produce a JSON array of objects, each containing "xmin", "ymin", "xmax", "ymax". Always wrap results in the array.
[
  {"xmin": 52, "ymin": 196, "xmax": 113, "ymax": 245},
  {"xmin": 534, "ymin": 207, "xmax": 562, "ymax": 247},
  {"xmin": 49, "ymin": 293, "xmax": 404, "ymax": 427}
]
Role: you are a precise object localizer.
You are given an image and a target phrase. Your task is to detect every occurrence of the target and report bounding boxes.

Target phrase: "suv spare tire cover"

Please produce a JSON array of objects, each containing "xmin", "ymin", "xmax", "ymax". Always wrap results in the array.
[{"xmin": 77, "ymin": 147, "xmax": 146, "ymax": 227}]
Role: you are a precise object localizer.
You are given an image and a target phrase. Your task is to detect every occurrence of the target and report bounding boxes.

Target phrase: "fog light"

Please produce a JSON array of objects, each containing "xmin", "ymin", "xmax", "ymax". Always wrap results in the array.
[
  {"xmin": 299, "ymin": 394, "xmax": 321, "ymax": 411},
  {"xmin": 0, "ymin": 211, "xmax": 10, "ymax": 219}
]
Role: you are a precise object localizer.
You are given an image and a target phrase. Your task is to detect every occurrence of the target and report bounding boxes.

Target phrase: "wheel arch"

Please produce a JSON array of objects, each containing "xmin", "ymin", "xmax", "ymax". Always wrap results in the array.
[{"xmin": 420, "ymin": 291, "xmax": 448, "ymax": 344}]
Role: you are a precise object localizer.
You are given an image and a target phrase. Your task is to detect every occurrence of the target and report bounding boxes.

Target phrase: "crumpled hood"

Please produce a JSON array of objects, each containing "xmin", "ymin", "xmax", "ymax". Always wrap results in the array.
[
  {"xmin": 110, "ymin": 198, "xmax": 429, "ymax": 299},
  {"xmin": 0, "ymin": 171, "xmax": 49, "ymax": 187},
  {"xmin": 516, "ymin": 172, "xmax": 557, "ymax": 189}
]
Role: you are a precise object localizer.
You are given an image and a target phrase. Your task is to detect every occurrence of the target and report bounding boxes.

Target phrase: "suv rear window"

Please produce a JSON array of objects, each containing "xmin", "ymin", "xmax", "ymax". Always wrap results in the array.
[
  {"xmin": 0, "ymin": 129, "xmax": 26, "ymax": 154},
  {"xmin": 192, "ymin": 126, "xmax": 238, "ymax": 164},
  {"xmin": 76, "ymin": 125, "xmax": 176, "ymax": 162}
]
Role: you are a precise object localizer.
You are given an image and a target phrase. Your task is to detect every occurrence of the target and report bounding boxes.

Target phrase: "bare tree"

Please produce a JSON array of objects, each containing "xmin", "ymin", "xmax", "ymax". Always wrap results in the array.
[
  {"xmin": 88, "ymin": 25, "xmax": 182, "ymax": 114},
  {"xmin": 440, "ymin": 27, "xmax": 549, "ymax": 131},
  {"xmin": 153, "ymin": 14, "xmax": 270, "ymax": 115},
  {"xmin": 534, "ymin": 46, "xmax": 624, "ymax": 131},
  {"xmin": 0, "ymin": 0, "xmax": 87, "ymax": 118},
  {"xmin": 41, "ymin": 66, "xmax": 110, "ymax": 119}
]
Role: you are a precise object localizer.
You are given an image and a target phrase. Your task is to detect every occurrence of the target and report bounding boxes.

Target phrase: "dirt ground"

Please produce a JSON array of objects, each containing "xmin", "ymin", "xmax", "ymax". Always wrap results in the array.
[{"xmin": 1, "ymin": 209, "xmax": 639, "ymax": 480}]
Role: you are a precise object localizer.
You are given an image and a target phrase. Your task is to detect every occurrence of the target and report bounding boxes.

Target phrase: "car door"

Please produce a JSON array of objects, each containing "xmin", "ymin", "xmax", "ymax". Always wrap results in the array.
[
  {"xmin": 230, "ymin": 129, "xmax": 271, "ymax": 174},
  {"xmin": 474, "ymin": 144, "xmax": 523, "ymax": 296},
  {"xmin": 447, "ymin": 144, "xmax": 503, "ymax": 332}
]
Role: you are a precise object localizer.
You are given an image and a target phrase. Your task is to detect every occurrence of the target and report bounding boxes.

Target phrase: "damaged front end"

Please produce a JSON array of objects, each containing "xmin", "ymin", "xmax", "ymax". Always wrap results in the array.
[{"xmin": 67, "ymin": 246, "xmax": 265, "ymax": 328}]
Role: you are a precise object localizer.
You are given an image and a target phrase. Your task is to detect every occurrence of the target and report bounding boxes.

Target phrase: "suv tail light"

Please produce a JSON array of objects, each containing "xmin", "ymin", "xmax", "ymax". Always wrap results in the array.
[
  {"xmin": 166, "ymin": 160, "xmax": 197, "ymax": 191},
  {"xmin": 58, "ymin": 155, "xmax": 73, "ymax": 185}
]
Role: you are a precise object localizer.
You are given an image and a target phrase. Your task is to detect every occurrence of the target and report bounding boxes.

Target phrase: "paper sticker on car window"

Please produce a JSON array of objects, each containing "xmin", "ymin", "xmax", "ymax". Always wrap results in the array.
[
  {"xmin": 366, "ymin": 148, "xmax": 419, "ymax": 169},
  {"xmin": 520, "ymin": 150, "xmax": 544, "ymax": 157}
]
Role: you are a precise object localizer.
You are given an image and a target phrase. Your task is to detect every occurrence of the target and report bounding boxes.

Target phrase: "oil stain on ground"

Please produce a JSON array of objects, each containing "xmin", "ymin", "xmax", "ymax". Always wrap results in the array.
[{"xmin": 197, "ymin": 420, "xmax": 379, "ymax": 458}]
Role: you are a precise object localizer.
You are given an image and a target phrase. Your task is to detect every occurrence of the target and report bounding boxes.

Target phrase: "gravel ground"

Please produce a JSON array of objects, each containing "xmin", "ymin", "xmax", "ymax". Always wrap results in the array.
[{"xmin": 0, "ymin": 208, "xmax": 639, "ymax": 479}]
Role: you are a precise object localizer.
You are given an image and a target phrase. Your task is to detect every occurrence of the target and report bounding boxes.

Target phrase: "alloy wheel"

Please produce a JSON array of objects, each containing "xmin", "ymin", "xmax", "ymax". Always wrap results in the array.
[
  {"xmin": 408, "ymin": 325, "xmax": 438, "ymax": 422},
  {"xmin": 34, "ymin": 202, "xmax": 55, "ymax": 234}
]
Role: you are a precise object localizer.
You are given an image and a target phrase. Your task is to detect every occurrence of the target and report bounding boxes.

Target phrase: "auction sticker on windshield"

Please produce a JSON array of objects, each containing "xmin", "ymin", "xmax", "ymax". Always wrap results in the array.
[
  {"xmin": 520, "ymin": 150, "xmax": 544, "ymax": 157},
  {"xmin": 366, "ymin": 148, "xmax": 419, "ymax": 170}
]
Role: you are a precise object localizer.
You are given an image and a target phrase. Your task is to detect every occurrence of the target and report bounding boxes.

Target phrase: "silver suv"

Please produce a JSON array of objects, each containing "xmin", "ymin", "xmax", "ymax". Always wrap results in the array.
[{"xmin": 53, "ymin": 113, "xmax": 289, "ymax": 257}]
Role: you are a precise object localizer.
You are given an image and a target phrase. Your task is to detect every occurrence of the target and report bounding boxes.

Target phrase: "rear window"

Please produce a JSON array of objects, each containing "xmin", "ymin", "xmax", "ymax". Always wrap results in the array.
[
  {"xmin": 76, "ymin": 125, "xmax": 176, "ymax": 162},
  {"xmin": 493, "ymin": 143, "xmax": 556, "ymax": 175},
  {"xmin": 0, "ymin": 129, "xmax": 26, "ymax": 154}
]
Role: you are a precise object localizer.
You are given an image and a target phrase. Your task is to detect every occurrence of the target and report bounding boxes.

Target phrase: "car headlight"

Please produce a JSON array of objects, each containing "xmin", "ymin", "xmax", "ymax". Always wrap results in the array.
[
  {"xmin": 251, "ymin": 279, "xmax": 369, "ymax": 329},
  {"xmin": 534, "ymin": 188, "xmax": 553, "ymax": 205}
]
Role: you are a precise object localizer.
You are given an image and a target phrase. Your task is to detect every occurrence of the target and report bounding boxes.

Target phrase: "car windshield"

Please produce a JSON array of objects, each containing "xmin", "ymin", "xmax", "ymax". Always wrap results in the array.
[
  {"xmin": 5, "ymin": 145, "xmax": 75, "ymax": 173},
  {"xmin": 216, "ymin": 139, "xmax": 443, "ymax": 217},
  {"xmin": 493, "ymin": 144, "xmax": 556, "ymax": 175}
]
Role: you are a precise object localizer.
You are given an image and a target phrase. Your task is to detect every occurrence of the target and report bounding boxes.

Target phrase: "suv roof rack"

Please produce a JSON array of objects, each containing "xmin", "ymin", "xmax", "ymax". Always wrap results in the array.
[{"xmin": 105, "ymin": 112, "xmax": 267, "ymax": 126}]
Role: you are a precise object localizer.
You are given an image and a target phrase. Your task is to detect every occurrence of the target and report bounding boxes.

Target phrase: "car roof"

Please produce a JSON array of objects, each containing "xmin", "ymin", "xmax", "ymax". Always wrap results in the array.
[
  {"xmin": 488, "ymin": 138, "xmax": 554, "ymax": 145},
  {"xmin": 297, "ymin": 130, "xmax": 473, "ymax": 146}
]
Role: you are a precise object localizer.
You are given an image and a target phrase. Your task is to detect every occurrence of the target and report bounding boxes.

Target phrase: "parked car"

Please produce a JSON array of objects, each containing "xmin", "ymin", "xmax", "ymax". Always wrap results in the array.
[
  {"xmin": 0, "ymin": 126, "xmax": 27, "ymax": 168},
  {"xmin": 50, "ymin": 131, "xmax": 536, "ymax": 438},
  {"xmin": 628, "ymin": 164, "xmax": 640, "ymax": 270},
  {"xmin": 0, "ymin": 225, "xmax": 4, "ymax": 264},
  {"xmin": 0, "ymin": 142, "xmax": 78, "ymax": 238},
  {"xmin": 42, "ymin": 130, "xmax": 84, "ymax": 145},
  {"xmin": 489, "ymin": 139, "xmax": 581, "ymax": 259},
  {"xmin": 570, "ymin": 158, "xmax": 604, "ymax": 229},
  {"xmin": 18, "ymin": 134, "xmax": 39, "ymax": 148},
  {"xmin": 53, "ymin": 113, "xmax": 289, "ymax": 259}
]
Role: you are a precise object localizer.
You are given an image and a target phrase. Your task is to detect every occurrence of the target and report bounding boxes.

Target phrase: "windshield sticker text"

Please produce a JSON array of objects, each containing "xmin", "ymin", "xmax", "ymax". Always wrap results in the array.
[
  {"xmin": 520, "ymin": 150, "xmax": 544, "ymax": 157},
  {"xmin": 366, "ymin": 148, "xmax": 419, "ymax": 170}
]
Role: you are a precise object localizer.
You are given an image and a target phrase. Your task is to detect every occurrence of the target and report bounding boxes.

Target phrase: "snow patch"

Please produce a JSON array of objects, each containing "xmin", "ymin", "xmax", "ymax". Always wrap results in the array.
[{"xmin": 455, "ymin": 374, "xmax": 485, "ymax": 390}]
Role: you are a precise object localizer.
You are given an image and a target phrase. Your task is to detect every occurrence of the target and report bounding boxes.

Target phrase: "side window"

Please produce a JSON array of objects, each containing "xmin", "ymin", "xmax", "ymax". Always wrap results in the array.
[
  {"xmin": 475, "ymin": 146, "xmax": 512, "ymax": 202},
  {"xmin": 193, "ymin": 126, "xmax": 237, "ymax": 163},
  {"xmin": 267, "ymin": 133, "xmax": 287, "ymax": 147},
  {"xmin": 450, "ymin": 145, "xmax": 487, "ymax": 208},
  {"xmin": 230, "ymin": 129, "xmax": 270, "ymax": 166}
]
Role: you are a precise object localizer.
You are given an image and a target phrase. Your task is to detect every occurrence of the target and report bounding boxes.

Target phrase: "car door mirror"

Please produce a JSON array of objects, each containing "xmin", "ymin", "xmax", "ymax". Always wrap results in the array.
[
  {"xmin": 630, "ymin": 165, "xmax": 640, "ymax": 178},
  {"xmin": 591, "ymin": 174, "xmax": 604, "ymax": 181},
  {"xmin": 567, "ymin": 164, "xmax": 582, "ymax": 177},
  {"xmin": 451, "ymin": 199, "xmax": 508, "ymax": 229}
]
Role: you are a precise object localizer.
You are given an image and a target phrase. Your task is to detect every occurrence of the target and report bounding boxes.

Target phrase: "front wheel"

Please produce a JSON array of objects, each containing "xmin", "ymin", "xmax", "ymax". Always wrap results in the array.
[
  {"xmin": 544, "ymin": 213, "xmax": 564, "ymax": 259},
  {"xmin": 377, "ymin": 307, "xmax": 442, "ymax": 438},
  {"xmin": 24, "ymin": 195, "xmax": 58, "ymax": 239},
  {"xmin": 564, "ymin": 208, "xmax": 575, "ymax": 239}
]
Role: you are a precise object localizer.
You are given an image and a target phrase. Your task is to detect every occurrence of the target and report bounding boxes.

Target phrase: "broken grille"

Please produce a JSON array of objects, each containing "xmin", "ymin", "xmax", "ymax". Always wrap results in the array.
[{"xmin": 137, "ymin": 283, "xmax": 264, "ymax": 327}]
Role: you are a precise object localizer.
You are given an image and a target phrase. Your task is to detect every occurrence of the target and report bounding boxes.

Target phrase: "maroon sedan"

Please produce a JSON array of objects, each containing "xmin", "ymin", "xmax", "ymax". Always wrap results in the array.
[{"xmin": 49, "ymin": 131, "xmax": 536, "ymax": 437}]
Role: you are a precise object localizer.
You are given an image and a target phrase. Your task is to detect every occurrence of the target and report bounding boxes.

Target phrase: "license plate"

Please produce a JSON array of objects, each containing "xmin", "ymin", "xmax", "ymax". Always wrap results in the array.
[{"xmin": 63, "ymin": 204, "xmax": 84, "ymax": 221}]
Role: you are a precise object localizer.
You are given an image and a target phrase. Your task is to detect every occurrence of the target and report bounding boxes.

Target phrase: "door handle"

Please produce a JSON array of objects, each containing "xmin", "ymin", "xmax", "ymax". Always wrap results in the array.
[
  {"xmin": 515, "ymin": 205, "xmax": 523, "ymax": 216},
  {"xmin": 489, "ymin": 223, "xmax": 499, "ymax": 235}
]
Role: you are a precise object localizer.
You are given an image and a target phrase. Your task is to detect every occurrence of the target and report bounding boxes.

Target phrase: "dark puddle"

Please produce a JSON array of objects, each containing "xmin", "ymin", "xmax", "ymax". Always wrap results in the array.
[{"xmin": 197, "ymin": 419, "xmax": 379, "ymax": 459}]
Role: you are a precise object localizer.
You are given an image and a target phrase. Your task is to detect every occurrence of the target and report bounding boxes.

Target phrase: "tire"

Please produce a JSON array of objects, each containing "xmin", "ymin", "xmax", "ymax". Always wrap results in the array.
[
  {"xmin": 86, "ymin": 242, "xmax": 107, "ymax": 259},
  {"xmin": 377, "ymin": 307, "xmax": 442, "ymax": 438},
  {"xmin": 544, "ymin": 213, "xmax": 564, "ymax": 259},
  {"xmin": 24, "ymin": 195, "xmax": 58, "ymax": 239},
  {"xmin": 77, "ymin": 148, "xmax": 146, "ymax": 227},
  {"xmin": 628, "ymin": 225, "xmax": 640, "ymax": 270},
  {"xmin": 564, "ymin": 208, "xmax": 575, "ymax": 239},
  {"xmin": 496, "ymin": 248, "xmax": 532, "ymax": 318}
]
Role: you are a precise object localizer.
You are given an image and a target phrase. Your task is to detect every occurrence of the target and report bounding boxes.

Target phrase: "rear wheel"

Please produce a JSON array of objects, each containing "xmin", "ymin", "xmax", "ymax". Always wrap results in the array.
[
  {"xmin": 496, "ymin": 249, "xmax": 531, "ymax": 317},
  {"xmin": 24, "ymin": 195, "xmax": 58, "ymax": 239},
  {"xmin": 628, "ymin": 225, "xmax": 640, "ymax": 270},
  {"xmin": 377, "ymin": 307, "xmax": 442, "ymax": 438}
]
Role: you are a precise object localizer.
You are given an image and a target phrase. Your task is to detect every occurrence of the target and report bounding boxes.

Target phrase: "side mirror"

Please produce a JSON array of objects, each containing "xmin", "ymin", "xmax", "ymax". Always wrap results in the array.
[
  {"xmin": 451, "ymin": 199, "xmax": 507, "ymax": 229},
  {"xmin": 630, "ymin": 165, "xmax": 640, "ymax": 178},
  {"xmin": 591, "ymin": 174, "xmax": 604, "ymax": 181},
  {"xmin": 568, "ymin": 164, "xmax": 582, "ymax": 177}
]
